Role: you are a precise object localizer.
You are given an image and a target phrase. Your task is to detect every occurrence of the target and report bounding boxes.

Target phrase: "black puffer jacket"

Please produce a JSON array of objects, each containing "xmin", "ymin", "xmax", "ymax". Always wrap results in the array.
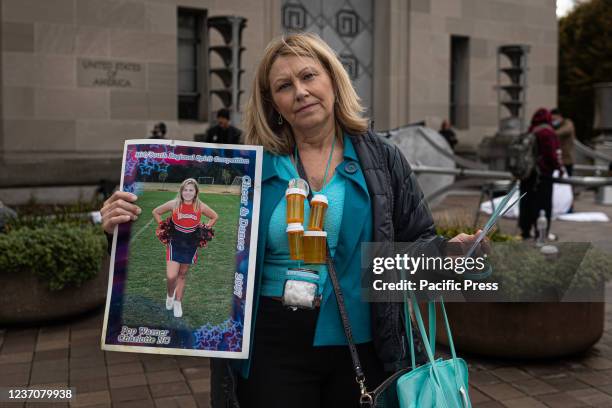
[{"xmin": 210, "ymin": 131, "xmax": 446, "ymax": 407}]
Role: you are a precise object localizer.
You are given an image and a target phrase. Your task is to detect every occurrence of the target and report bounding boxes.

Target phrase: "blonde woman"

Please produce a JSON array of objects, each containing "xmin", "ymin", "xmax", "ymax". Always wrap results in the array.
[
  {"xmin": 152, "ymin": 178, "xmax": 218, "ymax": 318},
  {"xmin": 103, "ymin": 33, "xmax": 484, "ymax": 407}
]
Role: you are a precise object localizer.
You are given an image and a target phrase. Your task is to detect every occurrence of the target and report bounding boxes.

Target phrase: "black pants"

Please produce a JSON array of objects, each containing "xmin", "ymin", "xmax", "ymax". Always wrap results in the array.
[
  {"xmin": 519, "ymin": 171, "xmax": 553, "ymax": 239},
  {"xmin": 237, "ymin": 297, "xmax": 387, "ymax": 408}
]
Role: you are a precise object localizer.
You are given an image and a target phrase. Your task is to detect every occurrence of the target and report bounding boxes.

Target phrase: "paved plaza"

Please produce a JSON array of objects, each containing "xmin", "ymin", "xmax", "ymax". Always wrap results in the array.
[{"xmin": 1, "ymin": 190, "xmax": 611, "ymax": 407}]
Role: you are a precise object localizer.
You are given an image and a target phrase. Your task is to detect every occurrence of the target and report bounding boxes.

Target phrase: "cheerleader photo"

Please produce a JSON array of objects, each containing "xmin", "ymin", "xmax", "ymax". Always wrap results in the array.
[{"xmin": 102, "ymin": 139, "xmax": 262, "ymax": 359}]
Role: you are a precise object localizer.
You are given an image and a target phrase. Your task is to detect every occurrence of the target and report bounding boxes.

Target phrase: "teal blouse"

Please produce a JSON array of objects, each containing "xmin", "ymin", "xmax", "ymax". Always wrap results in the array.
[
  {"xmin": 236, "ymin": 134, "xmax": 373, "ymax": 378},
  {"xmin": 261, "ymin": 137, "xmax": 372, "ymax": 346}
]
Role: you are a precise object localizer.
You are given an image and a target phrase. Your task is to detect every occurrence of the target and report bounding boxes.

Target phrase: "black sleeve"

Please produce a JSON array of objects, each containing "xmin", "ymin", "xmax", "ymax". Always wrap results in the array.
[
  {"xmin": 371, "ymin": 143, "xmax": 451, "ymax": 372},
  {"xmin": 386, "ymin": 143, "xmax": 450, "ymax": 286},
  {"xmin": 387, "ymin": 143, "xmax": 444, "ymax": 246}
]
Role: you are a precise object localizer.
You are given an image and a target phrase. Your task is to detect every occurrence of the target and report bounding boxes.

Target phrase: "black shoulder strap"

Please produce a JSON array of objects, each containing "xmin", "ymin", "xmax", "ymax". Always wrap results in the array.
[
  {"xmin": 324, "ymin": 247, "xmax": 372, "ymax": 406},
  {"xmin": 295, "ymin": 154, "xmax": 372, "ymax": 407}
]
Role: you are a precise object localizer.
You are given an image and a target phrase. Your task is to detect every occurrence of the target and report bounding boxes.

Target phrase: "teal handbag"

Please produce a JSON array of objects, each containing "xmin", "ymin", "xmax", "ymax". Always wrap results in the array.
[{"xmin": 396, "ymin": 295, "xmax": 471, "ymax": 408}]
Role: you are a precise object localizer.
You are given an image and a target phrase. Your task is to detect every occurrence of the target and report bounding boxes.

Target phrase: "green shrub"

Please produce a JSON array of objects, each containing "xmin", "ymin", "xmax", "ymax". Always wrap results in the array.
[
  {"xmin": 435, "ymin": 223, "xmax": 610, "ymax": 300},
  {"xmin": 12, "ymin": 199, "xmax": 103, "ymax": 217},
  {"xmin": 2, "ymin": 199, "xmax": 103, "ymax": 233},
  {"xmin": 0, "ymin": 223, "xmax": 106, "ymax": 291},
  {"xmin": 488, "ymin": 242, "xmax": 612, "ymax": 300}
]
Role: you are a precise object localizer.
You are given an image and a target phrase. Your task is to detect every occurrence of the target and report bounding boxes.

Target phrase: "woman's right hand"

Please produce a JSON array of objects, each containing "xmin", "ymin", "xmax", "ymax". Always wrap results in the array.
[{"xmin": 100, "ymin": 191, "xmax": 141, "ymax": 235}]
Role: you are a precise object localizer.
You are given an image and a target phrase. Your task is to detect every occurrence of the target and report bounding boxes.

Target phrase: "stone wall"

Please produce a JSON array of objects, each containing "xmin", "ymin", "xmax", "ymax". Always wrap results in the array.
[
  {"xmin": 0, "ymin": 0, "xmax": 557, "ymax": 197},
  {"xmin": 402, "ymin": 0, "xmax": 558, "ymax": 149},
  {"xmin": 0, "ymin": 0, "xmax": 280, "ymax": 194}
]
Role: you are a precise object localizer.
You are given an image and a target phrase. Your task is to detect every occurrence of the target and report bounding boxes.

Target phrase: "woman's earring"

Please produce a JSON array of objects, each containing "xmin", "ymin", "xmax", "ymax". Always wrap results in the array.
[{"xmin": 277, "ymin": 114, "xmax": 283, "ymax": 125}]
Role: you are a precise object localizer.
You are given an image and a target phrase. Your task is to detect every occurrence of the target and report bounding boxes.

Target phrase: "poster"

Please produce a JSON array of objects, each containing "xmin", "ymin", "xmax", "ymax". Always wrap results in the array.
[{"xmin": 101, "ymin": 139, "xmax": 262, "ymax": 358}]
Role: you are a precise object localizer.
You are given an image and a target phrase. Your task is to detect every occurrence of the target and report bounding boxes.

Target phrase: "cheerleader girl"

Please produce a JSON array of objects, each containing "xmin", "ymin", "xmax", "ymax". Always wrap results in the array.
[{"xmin": 152, "ymin": 178, "xmax": 218, "ymax": 317}]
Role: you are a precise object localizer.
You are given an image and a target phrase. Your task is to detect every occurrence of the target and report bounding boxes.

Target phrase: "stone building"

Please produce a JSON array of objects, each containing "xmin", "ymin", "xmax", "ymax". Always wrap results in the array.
[{"xmin": 0, "ymin": 0, "xmax": 557, "ymax": 201}]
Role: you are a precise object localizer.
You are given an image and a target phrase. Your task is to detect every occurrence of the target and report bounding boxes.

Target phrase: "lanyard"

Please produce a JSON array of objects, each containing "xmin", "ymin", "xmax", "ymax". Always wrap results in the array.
[{"xmin": 294, "ymin": 135, "xmax": 336, "ymax": 200}]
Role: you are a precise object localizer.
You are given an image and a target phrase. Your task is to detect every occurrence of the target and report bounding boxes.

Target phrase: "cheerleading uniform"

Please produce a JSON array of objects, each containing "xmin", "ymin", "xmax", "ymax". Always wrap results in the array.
[{"xmin": 166, "ymin": 203, "xmax": 202, "ymax": 264}]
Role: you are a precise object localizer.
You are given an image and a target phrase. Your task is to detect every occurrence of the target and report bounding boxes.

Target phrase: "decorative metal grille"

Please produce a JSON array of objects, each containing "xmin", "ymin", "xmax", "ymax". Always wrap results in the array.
[{"xmin": 281, "ymin": 0, "xmax": 373, "ymax": 112}]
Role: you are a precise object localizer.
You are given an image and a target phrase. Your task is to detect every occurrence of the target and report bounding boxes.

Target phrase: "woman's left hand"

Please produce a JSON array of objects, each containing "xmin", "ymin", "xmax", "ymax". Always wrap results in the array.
[
  {"xmin": 100, "ymin": 191, "xmax": 141, "ymax": 235},
  {"xmin": 447, "ymin": 230, "xmax": 491, "ymax": 257}
]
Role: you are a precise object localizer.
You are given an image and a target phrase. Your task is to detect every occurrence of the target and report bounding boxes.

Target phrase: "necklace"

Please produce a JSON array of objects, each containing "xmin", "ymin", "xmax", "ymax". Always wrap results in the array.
[{"xmin": 294, "ymin": 135, "xmax": 336, "ymax": 192}]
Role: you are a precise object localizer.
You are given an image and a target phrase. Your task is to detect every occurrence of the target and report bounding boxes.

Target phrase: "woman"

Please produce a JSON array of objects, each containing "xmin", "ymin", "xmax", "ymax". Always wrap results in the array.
[
  {"xmin": 152, "ymin": 178, "xmax": 218, "ymax": 318},
  {"xmin": 518, "ymin": 108, "xmax": 562, "ymax": 240},
  {"xmin": 102, "ymin": 33, "xmax": 482, "ymax": 407}
]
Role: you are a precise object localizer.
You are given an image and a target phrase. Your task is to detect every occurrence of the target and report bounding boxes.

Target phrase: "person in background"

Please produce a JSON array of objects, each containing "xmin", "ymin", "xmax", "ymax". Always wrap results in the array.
[
  {"xmin": 149, "ymin": 122, "xmax": 167, "ymax": 139},
  {"xmin": 519, "ymin": 108, "xmax": 562, "ymax": 241},
  {"xmin": 195, "ymin": 108, "xmax": 242, "ymax": 144},
  {"xmin": 439, "ymin": 119, "xmax": 458, "ymax": 151},
  {"xmin": 551, "ymin": 108, "xmax": 576, "ymax": 212},
  {"xmin": 551, "ymin": 108, "xmax": 576, "ymax": 177}
]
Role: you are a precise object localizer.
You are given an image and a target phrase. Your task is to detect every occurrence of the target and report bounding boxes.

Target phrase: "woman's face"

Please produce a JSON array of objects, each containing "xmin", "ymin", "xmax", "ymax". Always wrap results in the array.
[
  {"xmin": 181, "ymin": 184, "xmax": 196, "ymax": 202},
  {"xmin": 268, "ymin": 55, "xmax": 335, "ymax": 135}
]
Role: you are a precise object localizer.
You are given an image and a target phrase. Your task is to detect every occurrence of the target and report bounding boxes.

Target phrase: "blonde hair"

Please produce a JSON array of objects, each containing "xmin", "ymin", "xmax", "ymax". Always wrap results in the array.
[
  {"xmin": 244, "ymin": 32, "xmax": 369, "ymax": 155},
  {"xmin": 175, "ymin": 178, "xmax": 201, "ymax": 212}
]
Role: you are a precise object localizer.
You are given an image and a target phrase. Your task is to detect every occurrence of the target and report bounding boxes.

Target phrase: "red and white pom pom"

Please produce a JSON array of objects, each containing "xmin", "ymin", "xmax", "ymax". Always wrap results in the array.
[
  {"xmin": 197, "ymin": 224, "xmax": 215, "ymax": 248},
  {"xmin": 155, "ymin": 218, "xmax": 173, "ymax": 245}
]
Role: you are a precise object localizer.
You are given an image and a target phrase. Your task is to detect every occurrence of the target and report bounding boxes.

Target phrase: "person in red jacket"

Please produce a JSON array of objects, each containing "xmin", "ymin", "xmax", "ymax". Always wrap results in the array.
[
  {"xmin": 152, "ymin": 178, "xmax": 218, "ymax": 318},
  {"xmin": 518, "ymin": 108, "xmax": 562, "ymax": 240}
]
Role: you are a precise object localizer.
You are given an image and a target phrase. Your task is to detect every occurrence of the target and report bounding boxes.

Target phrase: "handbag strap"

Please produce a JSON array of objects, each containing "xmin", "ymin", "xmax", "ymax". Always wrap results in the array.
[
  {"xmin": 409, "ymin": 296, "xmax": 443, "ymax": 385},
  {"xmin": 400, "ymin": 270, "xmax": 436, "ymax": 368},
  {"xmin": 325, "ymin": 248, "xmax": 372, "ymax": 406},
  {"xmin": 409, "ymin": 297, "xmax": 456, "ymax": 361},
  {"xmin": 404, "ymin": 301, "xmax": 416, "ymax": 370},
  {"xmin": 439, "ymin": 299, "xmax": 471, "ymax": 407},
  {"xmin": 295, "ymin": 153, "xmax": 373, "ymax": 407},
  {"xmin": 403, "ymin": 296, "xmax": 436, "ymax": 369},
  {"xmin": 410, "ymin": 295, "xmax": 470, "ymax": 405}
]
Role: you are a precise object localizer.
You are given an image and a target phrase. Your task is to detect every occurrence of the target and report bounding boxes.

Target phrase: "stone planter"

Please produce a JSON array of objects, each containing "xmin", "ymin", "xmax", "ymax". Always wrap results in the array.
[
  {"xmin": 0, "ymin": 256, "xmax": 109, "ymax": 325},
  {"xmin": 431, "ymin": 302, "xmax": 605, "ymax": 358}
]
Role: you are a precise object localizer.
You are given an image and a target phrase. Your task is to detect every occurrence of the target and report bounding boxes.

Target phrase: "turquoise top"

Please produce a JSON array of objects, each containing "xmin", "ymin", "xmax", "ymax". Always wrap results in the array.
[
  {"xmin": 261, "ymin": 134, "xmax": 372, "ymax": 346},
  {"xmin": 235, "ymin": 133, "xmax": 373, "ymax": 378},
  {"xmin": 260, "ymin": 154, "xmax": 344, "ymax": 297}
]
